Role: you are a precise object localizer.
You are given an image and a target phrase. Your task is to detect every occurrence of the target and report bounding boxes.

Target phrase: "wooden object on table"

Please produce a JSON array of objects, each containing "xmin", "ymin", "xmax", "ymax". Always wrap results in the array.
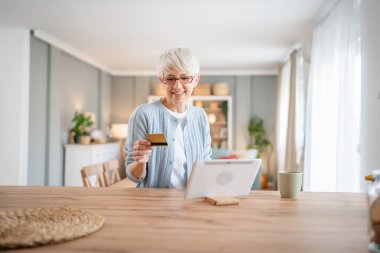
[
  {"xmin": 103, "ymin": 159, "xmax": 121, "ymax": 187},
  {"xmin": 80, "ymin": 163, "xmax": 105, "ymax": 187},
  {"xmin": 0, "ymin": 187, "xmax": 368, "ymax": 253},
  {"xmin": 205, "ymin": 196, "xmax": 239, "ymax": 206}
]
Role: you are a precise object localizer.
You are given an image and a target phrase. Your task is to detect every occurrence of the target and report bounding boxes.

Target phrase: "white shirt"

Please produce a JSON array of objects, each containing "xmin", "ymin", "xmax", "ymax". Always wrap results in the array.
[{"xmin": 164, "ymin": 107, "xmax": 187, "ymax": 189}]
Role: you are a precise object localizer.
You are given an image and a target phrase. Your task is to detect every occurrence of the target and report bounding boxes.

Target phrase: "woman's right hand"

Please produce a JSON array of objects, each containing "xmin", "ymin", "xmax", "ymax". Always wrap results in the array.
[{"xmin": 132, "ymin": 140, "xmax": 152, "ymax": 164}]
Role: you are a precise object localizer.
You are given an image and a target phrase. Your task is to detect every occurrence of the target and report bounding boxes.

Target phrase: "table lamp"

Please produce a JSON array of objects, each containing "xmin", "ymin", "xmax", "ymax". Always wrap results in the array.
[{"xmin": 111, "ymin": 124, "xmax": 128, "ymax": 139}]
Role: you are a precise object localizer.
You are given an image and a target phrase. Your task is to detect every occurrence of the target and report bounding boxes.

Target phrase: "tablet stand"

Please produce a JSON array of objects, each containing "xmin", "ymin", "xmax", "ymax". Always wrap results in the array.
[{"xmin": 205, "ymin": 196, "xmax": 239, "ymax": 206}]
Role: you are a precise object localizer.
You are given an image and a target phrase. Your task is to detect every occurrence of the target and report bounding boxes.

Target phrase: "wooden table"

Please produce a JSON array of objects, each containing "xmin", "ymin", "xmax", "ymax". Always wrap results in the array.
[{"xmin": 0, "ymin": 187, "xmax": 368, "ymax": 253}]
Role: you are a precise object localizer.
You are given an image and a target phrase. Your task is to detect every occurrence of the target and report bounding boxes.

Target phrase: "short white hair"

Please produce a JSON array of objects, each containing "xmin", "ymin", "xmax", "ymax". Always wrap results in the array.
[{"xmin": 157, "ymin": 48, "xmax": 200, "ymax": 77}]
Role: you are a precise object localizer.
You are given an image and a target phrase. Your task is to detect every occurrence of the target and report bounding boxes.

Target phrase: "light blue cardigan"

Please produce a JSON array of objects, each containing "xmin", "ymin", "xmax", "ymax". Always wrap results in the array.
[{"xmin": 124, "ymin": 99, "xmax": 212, "ymax": 188}]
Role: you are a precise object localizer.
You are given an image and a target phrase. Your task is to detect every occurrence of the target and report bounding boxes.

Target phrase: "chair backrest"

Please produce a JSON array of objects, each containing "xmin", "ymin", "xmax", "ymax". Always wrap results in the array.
[
  {"xmin": 81, "ymin": 163, "xmax": 105, "ymax": 187},
  {"xmin": 103, "ymin": 159, "xmax": 121, "ymax": 187}
]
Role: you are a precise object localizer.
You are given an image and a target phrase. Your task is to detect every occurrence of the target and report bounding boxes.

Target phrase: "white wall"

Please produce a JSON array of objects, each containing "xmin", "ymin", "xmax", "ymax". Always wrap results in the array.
[
  {"xmin": 361, "ymin": 0, "xmax": 380, "ymax": 183},
  {"xmin": 0, "ymin": 29, "xmax": 30, "ymax": 185}
]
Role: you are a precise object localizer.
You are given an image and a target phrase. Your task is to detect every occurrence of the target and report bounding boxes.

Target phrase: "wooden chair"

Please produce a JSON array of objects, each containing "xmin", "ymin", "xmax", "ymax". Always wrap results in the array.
[
  {"xmin": 103, "ymin": 159, "xmax": 121, "ymax": 187},
  {"xmin": 81, "ymin": 163, "xmax": 105, "ymax": 187}
]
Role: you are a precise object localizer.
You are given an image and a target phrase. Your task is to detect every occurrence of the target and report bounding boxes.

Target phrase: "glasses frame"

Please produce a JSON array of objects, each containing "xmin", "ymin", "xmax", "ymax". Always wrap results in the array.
[{"xmin": 161, "ymin": 75, "xmax": 195, "ymax": 86}]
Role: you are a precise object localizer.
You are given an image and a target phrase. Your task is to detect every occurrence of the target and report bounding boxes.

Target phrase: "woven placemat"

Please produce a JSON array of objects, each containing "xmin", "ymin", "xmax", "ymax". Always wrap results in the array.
[{"xmin": 0, "ymin": 207, "xmax": 105, "ymax": 249}]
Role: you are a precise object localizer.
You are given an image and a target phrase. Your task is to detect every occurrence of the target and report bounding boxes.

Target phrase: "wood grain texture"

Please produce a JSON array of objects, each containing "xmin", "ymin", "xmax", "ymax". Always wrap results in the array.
[{"xmin": 0, "ymin": 187, "xmax": 368, "ymax": 253}]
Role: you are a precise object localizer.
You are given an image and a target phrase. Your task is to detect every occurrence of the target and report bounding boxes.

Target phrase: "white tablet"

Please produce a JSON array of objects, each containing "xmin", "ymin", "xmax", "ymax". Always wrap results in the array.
[{"xmin": 185, "ymin": 159, "xmax": 261, "ymax": 199}]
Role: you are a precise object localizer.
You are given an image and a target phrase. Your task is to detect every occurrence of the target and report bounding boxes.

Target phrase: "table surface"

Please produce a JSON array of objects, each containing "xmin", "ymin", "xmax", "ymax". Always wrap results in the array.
[{"xmin": 0, "ymin": 187, "xmax": 369, "ymax": 253}]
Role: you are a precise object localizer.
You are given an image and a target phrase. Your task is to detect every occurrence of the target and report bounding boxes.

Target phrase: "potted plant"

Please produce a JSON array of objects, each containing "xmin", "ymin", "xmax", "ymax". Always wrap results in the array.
[
  {"xmin": 70, "ymin": 112, "xmax": 94, "ymax": 144},
  {"xmin": 247, "ymin": 115, "xmax": 271, "ymax": 154},
  {"xmin": 247, "ymin": 115, "xmax": 272, "ymax": 189}
]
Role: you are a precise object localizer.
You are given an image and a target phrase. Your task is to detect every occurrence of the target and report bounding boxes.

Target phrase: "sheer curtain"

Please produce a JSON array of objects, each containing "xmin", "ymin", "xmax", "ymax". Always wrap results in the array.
[
  {"xmin": 303, "ymin": 0, "xmax": 361, "ymax": 192},
  {"xmin": 276, "ymin": 59, "xmax": 291, "ymax": 173},
  {"xmin": 276, "ymin": 49, "xmax": 307, "ymax": 176}
]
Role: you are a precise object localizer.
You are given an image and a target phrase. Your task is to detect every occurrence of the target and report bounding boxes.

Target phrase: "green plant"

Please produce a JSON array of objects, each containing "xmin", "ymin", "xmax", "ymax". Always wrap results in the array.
[
  {"xmin": 70, "ymin": 112, "xmax": 94, "ymax": 139},
  {"xmin": 247, "ymin": 115, "xmax": 272, "ymax": 156},
  {"xmin": 221, "ymin": 101, "xmax": 228, "ymax": 120}
]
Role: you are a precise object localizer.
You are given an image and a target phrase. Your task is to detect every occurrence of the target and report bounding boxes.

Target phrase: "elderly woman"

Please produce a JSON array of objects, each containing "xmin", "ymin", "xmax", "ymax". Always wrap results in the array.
[{"xmin": 125, "ymin": 48, "xmax": 212, "ymax": 188}]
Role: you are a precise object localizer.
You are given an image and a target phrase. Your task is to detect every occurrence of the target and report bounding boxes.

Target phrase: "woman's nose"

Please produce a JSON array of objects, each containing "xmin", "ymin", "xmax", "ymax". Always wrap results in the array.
[{"xmin": 172, "ymin": 79, "xmax": 183, "ymax": 88}]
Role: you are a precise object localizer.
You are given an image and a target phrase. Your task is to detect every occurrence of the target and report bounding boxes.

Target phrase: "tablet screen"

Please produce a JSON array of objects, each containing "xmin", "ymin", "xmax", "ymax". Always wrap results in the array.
[{"xmin": 185, "ymin": 159, "xmax": 261, "ymax": 199}]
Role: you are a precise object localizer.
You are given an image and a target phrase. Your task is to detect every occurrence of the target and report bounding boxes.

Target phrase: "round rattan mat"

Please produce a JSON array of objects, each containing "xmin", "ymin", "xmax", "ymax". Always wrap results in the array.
[{"xmin": 0, "ymin": 207, "xmax": 105, "ymax": 249}]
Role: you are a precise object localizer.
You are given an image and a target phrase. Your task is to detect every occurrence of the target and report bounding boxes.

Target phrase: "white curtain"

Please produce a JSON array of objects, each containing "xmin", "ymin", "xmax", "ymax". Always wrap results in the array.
[
  {"xmin": 303, "ymin": 0, "xmax": 361, "ymax": 192},
  {"xmin": 276, "ymin": 60, "xmax": 291, "ymax": 173},
  {"xmin": 276, "ymin": 50, "xmax": 307, "ymax": 176}
]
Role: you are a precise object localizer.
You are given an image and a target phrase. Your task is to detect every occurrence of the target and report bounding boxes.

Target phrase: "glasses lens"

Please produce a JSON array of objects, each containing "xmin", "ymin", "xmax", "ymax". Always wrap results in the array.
[
  {"xmin": 163, "ymin": 77, "xmax": 176, "ymax": 85},
  {"xmin": 162, "ymin": 76, "xmax": 194, "ymax": 85},
  {"xmin": 180, "ymin": 76, "xmax": 193, "ymax": 84}
]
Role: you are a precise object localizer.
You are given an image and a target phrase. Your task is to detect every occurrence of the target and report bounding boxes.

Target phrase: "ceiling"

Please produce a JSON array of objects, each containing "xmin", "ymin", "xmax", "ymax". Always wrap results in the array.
[{"xmin": 0, "ymin": 0, "xmax": 329, "ymax": 75}]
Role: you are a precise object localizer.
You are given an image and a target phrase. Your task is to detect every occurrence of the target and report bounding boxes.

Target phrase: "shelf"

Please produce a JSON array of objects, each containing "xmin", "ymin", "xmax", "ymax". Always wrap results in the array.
[{"xmin": 201, "ymin": 97, "xmax": 232, "ymax": 149}]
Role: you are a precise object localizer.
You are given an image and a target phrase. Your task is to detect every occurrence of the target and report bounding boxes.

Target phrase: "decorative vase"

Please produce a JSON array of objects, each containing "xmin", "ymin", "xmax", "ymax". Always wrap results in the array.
[
  {"xmin": 193, "ymin": 83, "xmax": 211, "ymax": 96},
  {"xmin": 74, "ymin": 135, "xmax": 80, "ymax": 144},
  {"xmin": 79, "ymin": 136, "xmax": 91, "ymax": 145}
]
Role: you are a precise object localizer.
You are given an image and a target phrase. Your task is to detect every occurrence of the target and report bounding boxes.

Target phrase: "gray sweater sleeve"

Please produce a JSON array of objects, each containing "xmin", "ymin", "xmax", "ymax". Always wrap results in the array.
[{"xmin": 124, "ymin": 106, "xmax": 148, "ymax": 184}]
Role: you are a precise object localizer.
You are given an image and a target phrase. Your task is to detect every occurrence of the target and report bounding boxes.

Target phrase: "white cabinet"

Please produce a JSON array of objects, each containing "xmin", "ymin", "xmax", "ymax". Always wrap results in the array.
[
  {"xmin": 64, "ymin": 143, "xmax": 119, "ymax": 186},
  {"xmin": 148, "ymin": 96, "xmax": 233, "ymax": 149}
]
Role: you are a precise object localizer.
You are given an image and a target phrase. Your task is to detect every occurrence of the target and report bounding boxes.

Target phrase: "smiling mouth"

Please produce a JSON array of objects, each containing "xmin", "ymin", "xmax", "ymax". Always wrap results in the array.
[{"xmin": 172, "ymin": 92, "xmax": 184, "ymax": 96}]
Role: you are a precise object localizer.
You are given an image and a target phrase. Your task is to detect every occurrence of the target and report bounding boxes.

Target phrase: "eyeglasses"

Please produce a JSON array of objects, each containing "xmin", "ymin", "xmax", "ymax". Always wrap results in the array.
[{"xmin": 162, "ymin": 76, "xmax": 194, "ymax": 86}]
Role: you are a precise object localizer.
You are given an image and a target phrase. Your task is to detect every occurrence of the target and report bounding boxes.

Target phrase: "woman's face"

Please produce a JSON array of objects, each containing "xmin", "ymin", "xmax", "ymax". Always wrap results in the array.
[{"xmin": 160, "ymin": 69, "xmax": 199, "ymax": 110}]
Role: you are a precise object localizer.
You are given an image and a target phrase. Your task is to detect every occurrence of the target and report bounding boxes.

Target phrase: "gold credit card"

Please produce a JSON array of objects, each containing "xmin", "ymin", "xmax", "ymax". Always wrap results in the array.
[{"xmin": 146, "ymin": 133, "xmax": 168, "ymax": 146}]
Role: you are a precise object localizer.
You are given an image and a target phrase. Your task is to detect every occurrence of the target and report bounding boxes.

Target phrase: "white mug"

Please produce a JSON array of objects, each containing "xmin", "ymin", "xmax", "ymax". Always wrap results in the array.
[{"xmin": 278, "ymin": 171, "xmax": 303, "ymax": 198}]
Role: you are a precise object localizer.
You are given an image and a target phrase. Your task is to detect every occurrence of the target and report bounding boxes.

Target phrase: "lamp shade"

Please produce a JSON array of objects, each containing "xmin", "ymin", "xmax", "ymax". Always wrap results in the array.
[{"xmin": 111, "ymin": 124, "xmax": 128, "ymax": 139}]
